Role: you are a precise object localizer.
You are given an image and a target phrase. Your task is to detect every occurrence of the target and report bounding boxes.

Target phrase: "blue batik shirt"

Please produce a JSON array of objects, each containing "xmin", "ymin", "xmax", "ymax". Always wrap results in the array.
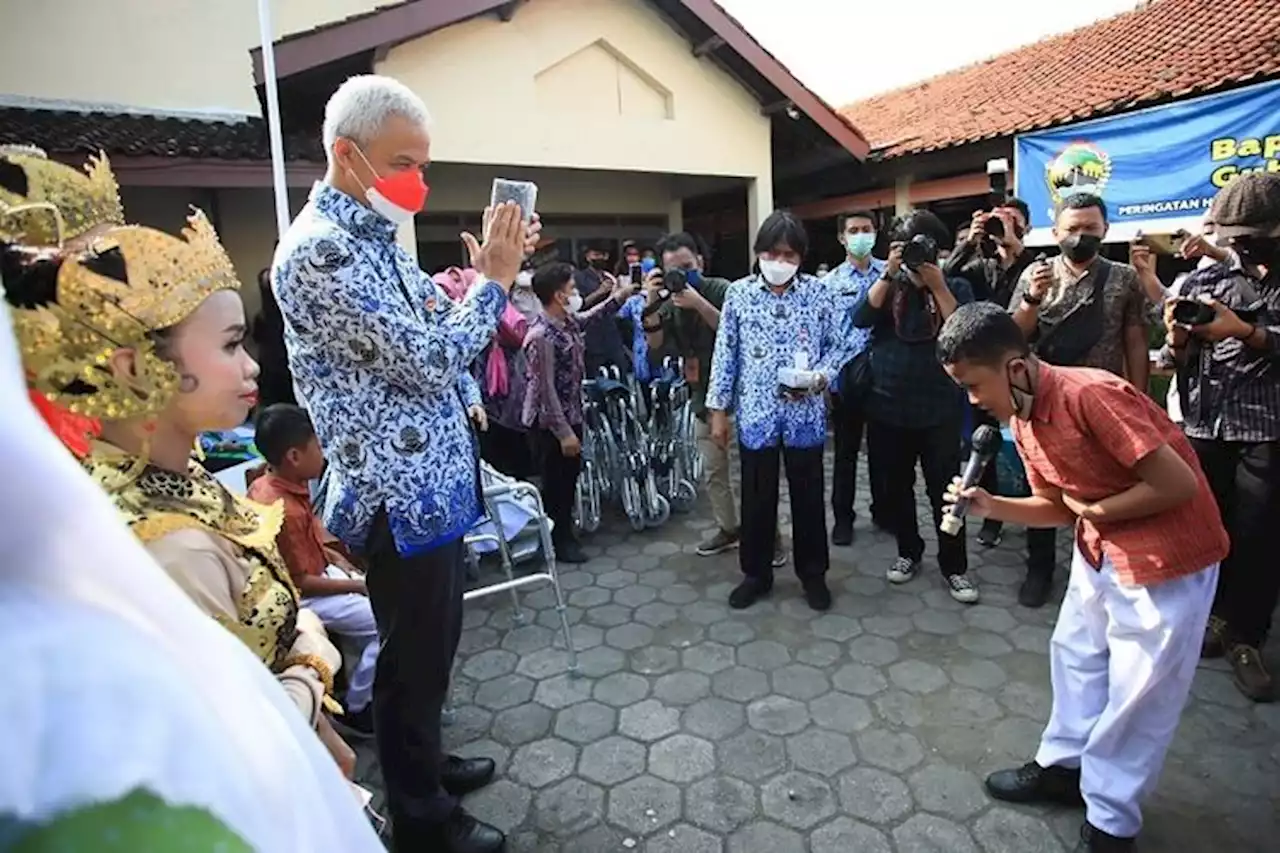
[
  {"xmin": 706, "ymin": 273, "xmax": 857, "ymax": 450},
  {"xmin": 822, "ymin": 257, "xmax": 884, "ymax": 393},
  {"xmin": 273, "ymin": 182, "xmax": 504, "ymax": 557},
  {"xmin": 617, "ymin": 294, "xmax": 651, "ymax": 382}
]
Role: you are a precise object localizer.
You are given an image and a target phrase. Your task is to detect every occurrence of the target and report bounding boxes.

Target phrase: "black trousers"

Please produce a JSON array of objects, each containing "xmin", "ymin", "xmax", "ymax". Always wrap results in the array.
[
  {"xmin": 1190, "ymin": 437, "xmax": 1280, "ymax": 647},
  {"xmin": 534, "ymin": 426, "xmax": 582, "ymax": 543},
  {"xmin": 480, "ymin": 421, "xmax": 533, "ymax": 480},
  {"xmin": 365, "ymin": 509, "xmax": 466, "ymax": 828},
  {"xmin": 831, "ymin": 391, "xmax": 884, "ymax": 525},
  {"xmin": 867, "ymin": 417, "xmax": 968, "ymax": 576},
  {"xmin": 739, "ymin": 444, "xmax": 828, "ymax": 582}
]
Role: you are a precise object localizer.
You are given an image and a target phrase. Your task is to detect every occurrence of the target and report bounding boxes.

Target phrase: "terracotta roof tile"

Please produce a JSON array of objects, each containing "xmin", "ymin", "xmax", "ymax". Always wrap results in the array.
[{"xmin": 839, "ymin": 0, "xmax": 1280, "ymax": 159}]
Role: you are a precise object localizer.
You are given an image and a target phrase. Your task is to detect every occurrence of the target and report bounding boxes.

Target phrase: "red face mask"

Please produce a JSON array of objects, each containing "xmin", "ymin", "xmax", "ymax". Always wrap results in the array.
[{"xmin": 351, "ymin": 144, "xmax": 429, "ymax": 224}]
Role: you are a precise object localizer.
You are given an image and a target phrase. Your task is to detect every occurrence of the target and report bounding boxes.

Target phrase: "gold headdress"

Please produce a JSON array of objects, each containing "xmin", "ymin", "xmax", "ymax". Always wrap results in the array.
[
  {"xmin": 11, "ymin": 207, "xmax": 242, "ymax": 421},
  {"xmin": 0, "ymin": 146, "xmax": 124, "ymax": 246}
]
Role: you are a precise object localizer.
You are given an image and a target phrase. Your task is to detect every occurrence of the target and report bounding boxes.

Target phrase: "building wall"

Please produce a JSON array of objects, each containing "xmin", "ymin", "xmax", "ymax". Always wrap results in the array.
[{"xmin": 379, "ymin": 0, "xmax": 770, "ymax": 179}]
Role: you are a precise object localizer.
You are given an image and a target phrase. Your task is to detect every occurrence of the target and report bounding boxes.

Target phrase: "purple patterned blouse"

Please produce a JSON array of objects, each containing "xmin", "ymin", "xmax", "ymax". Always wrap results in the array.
[{"xmin": 521, "ymin": 299, "xmax": 619, "ymax": 439}]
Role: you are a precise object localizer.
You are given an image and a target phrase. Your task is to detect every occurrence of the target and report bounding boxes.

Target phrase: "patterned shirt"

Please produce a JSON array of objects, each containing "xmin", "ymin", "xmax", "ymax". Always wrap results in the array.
[
  {"xmin": 706, "ymin": 273, "xmax": 855, "ymax": 450},
  {"xmin": 822, "ymin": 257, "xmax": 883, "ymax": 393},
  {"xmin": 1013, "ymin": 363, "xmax": 1229, "ymax": 586},
  {"xmin": 522, "ymin": 299, "xmax": 620, "ymax": 439},
  {"xmin": 273, "ymin": 182, "xmax": 504, "ymax": 557},
  {"xmin": 617, "ymin": 294, "xmax": 652, "ymax": 382}
]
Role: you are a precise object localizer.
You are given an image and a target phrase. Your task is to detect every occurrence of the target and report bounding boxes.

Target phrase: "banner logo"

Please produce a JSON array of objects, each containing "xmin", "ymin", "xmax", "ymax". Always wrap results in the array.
[{"xmin": 1045, "ymin": 142, "xmax": 1112, "ymax": 205}]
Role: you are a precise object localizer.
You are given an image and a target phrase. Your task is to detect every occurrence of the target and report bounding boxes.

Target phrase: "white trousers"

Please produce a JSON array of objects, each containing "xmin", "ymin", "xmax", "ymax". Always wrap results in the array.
[
  {"xmin": 303, "ymin": 566, "xmax": 379, "ymax": 713},
  {"xmin": 1035, "ymin": 545, "xmax": 1218, "ymax": 838}
]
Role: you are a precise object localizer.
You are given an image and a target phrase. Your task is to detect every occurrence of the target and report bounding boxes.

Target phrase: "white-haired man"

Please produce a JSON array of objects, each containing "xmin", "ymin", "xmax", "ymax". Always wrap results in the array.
[{"xmin": 273, "ymin": 74, "xmax": 535, "ymax": 853}]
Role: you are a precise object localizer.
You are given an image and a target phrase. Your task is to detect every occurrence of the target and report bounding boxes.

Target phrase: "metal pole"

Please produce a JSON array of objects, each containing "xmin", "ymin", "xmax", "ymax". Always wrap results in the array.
[{"xmin": 257, "ymin": 0, "xmax": 291, "ymax": 237}]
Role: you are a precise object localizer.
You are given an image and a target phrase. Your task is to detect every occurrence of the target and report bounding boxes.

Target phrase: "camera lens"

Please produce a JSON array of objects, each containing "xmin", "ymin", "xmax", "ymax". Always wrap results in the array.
[
  {"xmin": 984, "ymin": 217, "xmax": 1005, "ymax": 238},
  {"xmin": 663, "ymin": 269, "xmax": 687, "ymax": 293}
]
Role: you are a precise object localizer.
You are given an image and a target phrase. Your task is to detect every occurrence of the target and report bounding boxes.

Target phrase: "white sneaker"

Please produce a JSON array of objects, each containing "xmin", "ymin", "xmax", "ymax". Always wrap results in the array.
[
  {"xmin": 946, "ymin": 574, "xmax": 980, "ymax": 604},
  {"xmin": 771, "ymin": 544, "xmax": 787, "ymax": 568},
  {"xmin": 887, "ymin": 557, "xmax": 919, "ymax": 584}
]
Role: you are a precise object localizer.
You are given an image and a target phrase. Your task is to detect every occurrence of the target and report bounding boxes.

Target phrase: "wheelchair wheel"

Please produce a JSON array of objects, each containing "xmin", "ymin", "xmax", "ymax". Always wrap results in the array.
[
  {"xmin": 622, "ymin": 477, "xmax": 646, "ymax": 532},
  {"xmin": 670, "ymin": 478, "xmax": 697, "ymax": 513},
  {"xmin": 646, "ymin": 491, "xmax": 671, "ymax": 528},
  {"xmin": 576, "ymin": 461, "xmax": 601, "ymax": 533}
]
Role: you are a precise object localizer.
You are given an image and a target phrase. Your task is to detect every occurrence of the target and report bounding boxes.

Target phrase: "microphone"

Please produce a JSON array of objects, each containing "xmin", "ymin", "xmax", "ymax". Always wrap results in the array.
[{"xmin": 940, "ymin": 424, "xmax": 1003, "ymax": 536}]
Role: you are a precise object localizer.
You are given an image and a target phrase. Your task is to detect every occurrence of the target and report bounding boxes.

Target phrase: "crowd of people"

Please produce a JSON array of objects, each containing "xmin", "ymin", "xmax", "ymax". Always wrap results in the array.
[{"xmin": 1, "ymin": 68, "xmax": 1278, "ymax": 853}]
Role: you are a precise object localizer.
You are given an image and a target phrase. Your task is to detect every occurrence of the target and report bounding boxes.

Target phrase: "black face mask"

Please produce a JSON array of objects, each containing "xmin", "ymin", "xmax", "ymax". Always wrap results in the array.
[
  {"xmin": 1233, "ymin": 236, "xmax": 1280, "ymax": 271},
  {"xmin": 1059, "ymin": 233, "xmax": 1102, "ymax": 264}
]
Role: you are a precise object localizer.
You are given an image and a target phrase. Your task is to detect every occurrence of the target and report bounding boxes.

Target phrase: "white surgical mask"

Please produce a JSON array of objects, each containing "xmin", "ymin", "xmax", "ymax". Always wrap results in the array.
[
  {"xmin": 759, "ymin": 259, "xmax": 799, "ymax": 286},
  {"xmin": 567, "ymin": 292, "xmax": 584, "ymax": 313}
]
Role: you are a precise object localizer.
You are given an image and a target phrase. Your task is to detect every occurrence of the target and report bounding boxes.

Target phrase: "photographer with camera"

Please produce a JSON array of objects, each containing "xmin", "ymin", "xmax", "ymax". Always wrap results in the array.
[
  {"xmin": 946, "ymin": 198, "xmax": 1037, "ymax": 309},
  {"xmin": 853, "ymin": 210, "xmax": 977, "ymax": 603},
  {"xmin": 1161, "ymin": 173, "xmax": 1280, "ymax": 702}
]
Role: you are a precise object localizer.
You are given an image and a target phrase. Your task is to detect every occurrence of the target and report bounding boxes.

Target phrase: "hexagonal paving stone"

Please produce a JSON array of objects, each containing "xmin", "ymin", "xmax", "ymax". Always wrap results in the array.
[
  {"xmin": 809, "ymin": 691, "xmax": 874, "ymax": 734},
  {"xmin": 686, "ymin": 776, "xmax": 757, "ymax": 833},
  {"xmin": 613, "ymin": 584, "xmax": 658, "ymax": 608},
  {"xmin": 567, "ymin": 586, "xmax": 612, "ymax": 608},
  {"xmin": 972, "ymin": 806, "xmax": 1068, "ymax": 852},
  {"xmin": 491, "ymin": 703, "xmax": 554, "ymax": 746},
  {"xmin": 747, "ymin": 695, "xmax": 811, "ymax": 735},
  {"xmin": 659, "ymin": 584, "xmax": 700, "ymax": 605},
  {"xmin": 649, "ymin": 733, "xmax": 716, "ymax": 783},
  {"xmin": 607, "ymin": 774, "xmax": 682, "ymax": 833},
  {"xmin": 499, "ymin": 624, "xmax": 555, "ymax": 655},
  {"xmin": 645, "ymin": 823, "xmax": 723, "ymax": 853},
  {"xmin": 463, "ymin": 779, "xmax": 531, "ymax": 832},
  {"xmin": 892, "ymin": 813, "xmax": 979, "ymax": 853},
  {"xmin": 887, "ymin": 659, "xmax": 949, "ymax": 694},
  {"xmin": 682, "ymin": 697, "xmax": 746, "ymax": 740},
  {"xmin": 873, "ymin": 690, "xmax": 927, "ymax": 727},
  {"xmin": 534, "ymin": 672, "xmax": 594, "ymax": 709},
  {"xmin": 785, "ymin": 728, "xmax": 857, "ymax": 776},
  {"xmin": 1009, "ymin": 623, "xmax": 1054, "ymax": 653},
  {"xmin": 796, "ymin": 640, "xmax": 843, "ymax": 667},
  {"xmin": 635, "ymin": 601, "xmax": 681, "ymax": 627},
  {"xmin": 534, "ymin": 777, "xmax": 605, "ymax": 835},
  {"xmin": 585, "ymin": 603, "xmax": 632, "ymax": 628},
  {"xmin": 771, "ymin": 663, "xmax": 831, "ymax": 701},
  {"xmin": 596, "ymin": 569, "xmax": 638, "ymax": 589},
  {"xmin": 457, "ymin": 627, "xmax": 500, "ymax": 655},
  {"xmin": 708, "ymin": 620, "xmax": 756, "ymax": 645},
  {"xmin": 553, "ymin": 701, "xmax": 617, "ymax": 745},
  {"xmin": 811, "ymin": 817, "xmax": 893, "ymax": 853},
  {"xmin": 857, "ymin": 728, "xmax": 926, "ymax": 772},
  {"xmin": 473, "ymin": 674, "xmax": 536, "ymax": 711},
  {"xmin": 682, "ymin": 600, "xmax": 731, "ymax": 625},
  {"xmin": 593, "ymin": 672, "xmax": 652, "ymax": 707},
  {"xmin": 654, "ymin": 671, "xmax": 712, "ymax": 705},
  {"xmin": 630, "ymin": 645, "xmax": 680, "ymax": 675},
  {"xmin": 573, "ymin": 645, "xmax": 627, "ymax": 678},
  {"xmin": 515, "ymin": 647, "xmax": 574, "ymax": 680},
  {"xmin": 605, "ymin": 622, "xmax": 656, "ymax": 652},
  {"xmin": 862, "ymin": 614, "xmax": 914, "ymax": 638},
  {"xmin": 462, "ymin": 648, "xmax": 519, "ymax": 681},
  {"xmin": 760, "ymin": 771, "xmax": 837, "ymax": 829},
  {"xmin": 949, "ymin": 657, "xmax": 1009, "ymax": 690},
  {"xmin": 847, "ymin": 635, "xmax": 901, "ymax": 666},
  {"xmin": 619, "ymin": 699, "xmax": 681, "ymax": 742},
  {"xmin": 963, "ymin": 603, "xmax": 1019, "ymax": 633},
  {"xmin": 452, "ymin": 739, "xmax": 511, "ymax": 775},
  {"xmin": 719, "ymin": 730, "xmax": 787, "ymax": 781},
  {"xmin": 811, "ymin": 613, "xmax": 862, "ymax": 642},
  {"xmin": 907, "ymin": 763, "xmax": 989, "ymax": 819},
  {"xmin": 913, "ymin": 609, "xmax": 968, "ymax": 636},
  {"xmin": 728, "ymin": 821, "xmax": 805, "ymax": 853},
  {"xmin": 831, "ymin": 662, "xmax": 889, "ymax": 696},
  {"xmin": 737, "ymin": 639, "xmax": 792, "ymax": 670},
  {"xmin": 836, "ymin": 766, "xmax": 913, "ymax": 824},
  {"xmin": 578, "ymin": 735, "xmax": 647, "ymax": 786},
  {"xmin": 566, "ymin": 622, "xmax": 604, "ymax": 650},
  {"xmin": 1000, "ymin": 680, "xmax": 1054, "ymax": 719},
  {"xmin": 508, "ymin": 738, "xmax": 577, "ymax": 788},
  {"xmin": 682, "ymin": 642, "xmax": 736, "ymax": 674},
  {"xmin": 957, "ymin": 630, "xmax": 1015, "ymax": 657},
  {"xmin": 712, "ymin": 666, "xmax": 771, "ymax": 702}
]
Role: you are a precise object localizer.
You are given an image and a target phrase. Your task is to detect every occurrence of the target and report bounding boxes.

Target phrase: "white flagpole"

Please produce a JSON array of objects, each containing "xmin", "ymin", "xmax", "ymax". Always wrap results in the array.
[{"xmin": 257, "ymin": 0, "xmax": 290, "ymax": 237}]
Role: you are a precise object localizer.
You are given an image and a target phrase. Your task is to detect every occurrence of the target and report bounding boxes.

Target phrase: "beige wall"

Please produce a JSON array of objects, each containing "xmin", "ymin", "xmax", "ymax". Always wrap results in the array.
[{"xmin": 380, "ymin": 0, "xmax": 770, "ymax": 179}]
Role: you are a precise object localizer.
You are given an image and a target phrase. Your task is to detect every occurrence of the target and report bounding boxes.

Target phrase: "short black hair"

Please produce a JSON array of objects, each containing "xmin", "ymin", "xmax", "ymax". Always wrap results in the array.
[
  {"xmin": 888, "ymin": 209, "xmax": 954, "ymax": 251},
  {"xmin": 1055, "ymin": 192, "xmax": 1108, "ymax": 225},
  {"xmin": 533, "ymin": 261, "xmax": 575, "ymax": 305},
  {"xmin": 655, "ymin": 231, "xmax": 704, "ymax": 258},
  {"xmin": 837, "ymin": 210, "xmax": 877, "ymax": 232},
  {"xmin": 753, "ymin": 210, "xmax": 808, "ymax": 258},
  {"xmin": 255, "ymin": 403, "xmax": 316, "ymax": 467},
  {"xmin": 936, "ymin": 302, "xmax": 1031, "ymax": 367},
  {"xmin": 1000, "ymin": 197, "xmax": 1031, "ymax": 224}
]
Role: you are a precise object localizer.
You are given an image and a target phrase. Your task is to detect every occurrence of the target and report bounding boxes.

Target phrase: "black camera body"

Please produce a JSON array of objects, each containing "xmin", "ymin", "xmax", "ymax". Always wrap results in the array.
[
  {"xmin": 901, "ymin": 234, "xmax": 939, "ymax": 271},
  {"xmin": 1173, "ymin": 298, "xmax": 1260, "ymax": 327},
  {"xmin": 663, "ymin": 268, "xmax": 688, "ymax": 293}
]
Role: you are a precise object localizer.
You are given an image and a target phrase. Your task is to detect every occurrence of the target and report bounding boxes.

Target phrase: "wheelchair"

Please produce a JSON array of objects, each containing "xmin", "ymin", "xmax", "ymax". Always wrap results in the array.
[{"xmin": 646, "ymin": 356, "xmax": 699, "ymax": 513}]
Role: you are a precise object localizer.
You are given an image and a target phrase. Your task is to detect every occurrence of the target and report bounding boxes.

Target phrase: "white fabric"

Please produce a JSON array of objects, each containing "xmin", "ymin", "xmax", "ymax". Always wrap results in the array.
[
  {"xmin": 0, "ymin": 299, "xmax": 382, "ymax": 851},
  {"xmin": 1035, "ymin": 544, "xmax": 1218, "ymax": 838},
  {"xmin": 468, "ymin": 462, "xmax": 543, "ymax": 556},
  {"xmin": 304, "ymin": 566, "xmax": 379, "ymax": 712}
]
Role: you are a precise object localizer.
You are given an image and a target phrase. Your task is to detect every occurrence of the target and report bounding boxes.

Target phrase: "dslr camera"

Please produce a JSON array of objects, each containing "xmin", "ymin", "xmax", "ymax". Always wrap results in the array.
[
  {"xmin": 661, "ymin": 268, "xmax": 701, "ymax": 297},
  {"xmin": 900, "ymin": 234, "xmax": 939, "ymax": 271}
]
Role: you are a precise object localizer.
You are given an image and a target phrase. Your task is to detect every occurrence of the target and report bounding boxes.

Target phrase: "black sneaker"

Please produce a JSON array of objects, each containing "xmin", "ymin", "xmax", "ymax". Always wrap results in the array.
[
  {"xmin": 696, "ymin": 529, "xmax": 740, "ymax": 556},
  {"xmin": 803, "ymin": 578, "xmax": 832, "ymax": 611},
  {"xmin": 985, "ymin": 761, "xmax": 1084, "ymax": 806},
  {"xmin": 977, "ymin": 519, "xmax": 1003, "ymax": 548},
  {"xmin": 728, "ymin": 577, "xmax": 772, "ymax": 610},
  {"xmin": 1227, "ymin": 643, "xmax": 1275, "ymax": 703},
  {"xmin": 1018, "ymin": 571, "xmax": 1053, "ymax": 609},
  {"xmin": 1076, "ymin": 821, "xmax": 1136, "ymax": 852},
  {"xmin": 831, "ymin": 519, "xmax": 854, "ymax": 547}
]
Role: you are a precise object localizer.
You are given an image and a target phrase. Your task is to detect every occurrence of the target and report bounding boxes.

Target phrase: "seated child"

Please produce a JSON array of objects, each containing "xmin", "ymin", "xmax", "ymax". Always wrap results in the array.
[{"xmin": 248, "ymin": 404, "xmax": 379, "ymax": 736}]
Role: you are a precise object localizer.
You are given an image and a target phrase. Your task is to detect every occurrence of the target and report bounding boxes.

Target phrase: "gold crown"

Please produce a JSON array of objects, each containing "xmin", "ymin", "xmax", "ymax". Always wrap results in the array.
[
  {"xmin": 12, "ymin": 207, "xmax": 242, "ymax": 420},
  {"xmin": 0, "ymin": 146, "xmax": 125, "ymax": 246}
]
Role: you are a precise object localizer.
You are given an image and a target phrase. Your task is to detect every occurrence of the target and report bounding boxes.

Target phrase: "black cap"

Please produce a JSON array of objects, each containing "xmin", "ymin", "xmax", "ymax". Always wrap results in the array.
[{"xmin": 1209, "ymin": 173, "xmax": 1280, "ymax": 238}]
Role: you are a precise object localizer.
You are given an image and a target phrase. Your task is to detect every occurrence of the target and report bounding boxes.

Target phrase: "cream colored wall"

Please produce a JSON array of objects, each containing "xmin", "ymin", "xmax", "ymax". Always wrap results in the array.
[
  {"xmin": 427, "ymin": 163, "xmax": 677, "ymax": 215},
  {"xmin": 380, "ymin": 0, "xmax": 771, "ymax": 179},
  {"xmin": 0, "ymin": 0, "xmax": 383, "ymax": 113}
]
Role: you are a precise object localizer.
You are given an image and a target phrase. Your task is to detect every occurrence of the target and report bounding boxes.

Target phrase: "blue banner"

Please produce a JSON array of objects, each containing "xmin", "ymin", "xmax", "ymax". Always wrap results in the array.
[{"xmin": 1014, "ymin": 80, "xmax": 1280, "ymax": 232}]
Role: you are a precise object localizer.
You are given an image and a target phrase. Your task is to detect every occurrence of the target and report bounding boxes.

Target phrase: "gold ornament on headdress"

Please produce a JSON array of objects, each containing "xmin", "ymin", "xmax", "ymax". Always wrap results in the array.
[
  {"xmin": 0, "ymin": 146, "xmax": 124, "ymax": 246},
  {"xmin": 10, "ymin": 207, "xmax": 242, "ymax": 423}
]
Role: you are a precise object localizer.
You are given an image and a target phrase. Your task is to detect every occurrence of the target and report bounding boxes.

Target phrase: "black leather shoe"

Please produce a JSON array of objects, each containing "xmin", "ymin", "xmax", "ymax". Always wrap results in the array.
[
  {"xmin": 985, "ymin": 761, "xmax": 1084, "ymax": 806},
  {"xmin": 334, "ymin": 703, "xmax": 375, "ymax": 738},
  {"xmin": 1077, "ymin": 821, "xmax": 1136, "ymax": 851},
  {"xmin": 392, "ymin": 808, "xmax": 504, "ymax": 853},
  {"xmin": 831, "ymin": 520, "xmax": 854, "ymax": 546},
  {"xmin": 728, "ymin": 577, "xmax": 772, "ymax": 610},
  {"xmin": 803, "ymin": 578, "xmax": 832, "ymax": 611},
  {"xmin": 554, "ymin": 537, "xmax": 588, "ymax": 564},
  {"xmin": 441, "ymin": 756, "xmax": 496, "ymax": 797},
  {"xmin": 1018, "ymin": 571, "xmax": 1053, "ymax": 609}
]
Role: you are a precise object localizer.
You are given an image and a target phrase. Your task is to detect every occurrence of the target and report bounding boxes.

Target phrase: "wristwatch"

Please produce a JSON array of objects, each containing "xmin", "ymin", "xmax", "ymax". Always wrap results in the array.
[{"xmin": 1022, "ymin": 292, "xmax": 1044, "ymax": 307}]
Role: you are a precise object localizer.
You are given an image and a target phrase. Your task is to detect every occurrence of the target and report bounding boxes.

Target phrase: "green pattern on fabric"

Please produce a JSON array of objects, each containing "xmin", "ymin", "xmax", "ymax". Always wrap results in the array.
[{"xmin": 3, "ymin": 788, "xmax": 252, "ymax": 852}]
